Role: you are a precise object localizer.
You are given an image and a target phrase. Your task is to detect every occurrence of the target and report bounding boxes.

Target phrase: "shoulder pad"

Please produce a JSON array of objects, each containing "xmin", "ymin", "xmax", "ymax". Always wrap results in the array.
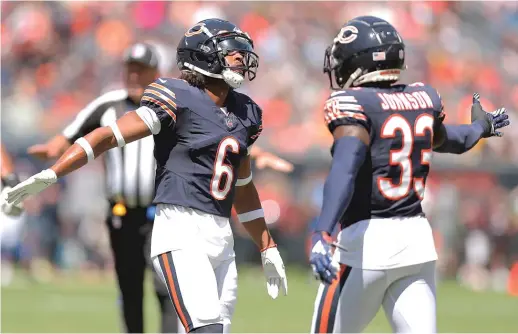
[
  {"xmin": 154, "ymin": 77, "xmax": 192, "ymax": 92},
  {"xmin": 325, "ymin": 90, "xmax": 365, "ymax": 114},
  {"xmin": 420, "ymin": 84, "xmax": 444, "ymax": 115},
  {"xmin": 233, "ymin": 90, "xmax": 256, "ymax": 105},
  {"xmin": 141, "ymin": 78, "xmax": 185, "ymax": 122},
  {"xmin": 407, "ymin": 83, "xmax": 445, "ymax": 123},
  {"xmin": 323, "ymin": 90, "xmax": 371, "ymax": 134},
  {"xmin": 328, "ymin": 89, "xmax": 361, "ymax": 98},
  {"xmin": 234, "ymin": 91, "xmax": 262, "ymax": 119},
  {"xmin": 233, "ymin": 92, "xmax": 263, "ymax": 146}
]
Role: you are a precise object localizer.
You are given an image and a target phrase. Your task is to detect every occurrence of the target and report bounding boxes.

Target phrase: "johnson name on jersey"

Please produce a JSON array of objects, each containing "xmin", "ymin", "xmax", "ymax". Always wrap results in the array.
[
  {"xmin": 324, "ymin": 83, "xmax": 444, "ymax": 226},
  {"xmin": 138, "ymin": 77, "xmax": 262, "ymax": 218}
]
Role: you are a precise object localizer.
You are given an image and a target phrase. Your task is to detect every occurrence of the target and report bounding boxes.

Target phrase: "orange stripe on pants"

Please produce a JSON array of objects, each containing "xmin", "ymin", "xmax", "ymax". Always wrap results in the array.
[
  {"xmin": 161, "ymin": 253, "xmax": 189, "ymax": 331},
  {"xmin": 319, "ymin": 265, "xmax": 347, "ymax": 333}
]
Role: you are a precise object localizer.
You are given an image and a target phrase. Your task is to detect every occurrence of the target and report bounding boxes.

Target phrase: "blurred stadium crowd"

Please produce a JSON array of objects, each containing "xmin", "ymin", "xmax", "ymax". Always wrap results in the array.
[{"xmin": 1, "ymin": 1, "xmax": 518, "ymax": 294}]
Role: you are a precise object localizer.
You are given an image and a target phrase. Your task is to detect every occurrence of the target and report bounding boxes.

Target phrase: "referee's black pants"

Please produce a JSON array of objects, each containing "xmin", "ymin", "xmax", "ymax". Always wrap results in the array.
[{"xmin": 106, "ymin": 205, "xmax": 178, "ymax": 333}]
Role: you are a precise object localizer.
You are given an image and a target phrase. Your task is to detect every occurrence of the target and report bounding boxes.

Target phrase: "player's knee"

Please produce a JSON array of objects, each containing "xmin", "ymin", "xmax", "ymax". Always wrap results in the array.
[
  {"xmin": 220, "ymin": 301, "xmax": 235, "ymax": 323},
  {"xmin": 220, "ymin": 302, "xmax": 234, "ymax": 334},
  {"xmin": 190, "ymin": 323, "xmax": 223, "ymax": 333}
]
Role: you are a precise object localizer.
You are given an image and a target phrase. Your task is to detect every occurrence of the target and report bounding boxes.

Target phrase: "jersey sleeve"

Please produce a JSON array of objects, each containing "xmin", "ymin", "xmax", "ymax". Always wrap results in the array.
[
  {"xmin": 323, "ymin": 92, "xmax": 371, "ymax": 134},
  {"xmin": 138, "ymin": 79, "xmax": 179, "ymax": 134},
  {"xmin": 247, "ymin": 102, "xmax": 263, "ymax": 150},
  {"xmin": 428, "ymin": 86, "xmax": 446, "ymax": 132},
  {"xmin": 62, "ymin": 90, "xmax": 126, "ymax": 143}
]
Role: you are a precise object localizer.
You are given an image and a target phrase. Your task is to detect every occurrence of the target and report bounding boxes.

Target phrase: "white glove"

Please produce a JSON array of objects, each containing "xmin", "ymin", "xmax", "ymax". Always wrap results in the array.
[
  {"xmin": 6, "ymin": 169, "xmax": 57, "ymax": 206},
  {"xmin": 261, "ymin": 247, "xmax": 288, "ymax": 299},
  {"xmin": 0, "ymin": 186, "xmax": 23, "ymax": 216}
]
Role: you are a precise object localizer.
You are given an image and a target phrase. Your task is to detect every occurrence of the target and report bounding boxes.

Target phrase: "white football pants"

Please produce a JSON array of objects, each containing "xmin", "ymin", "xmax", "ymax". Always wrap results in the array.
[
  {"xmin": 151, "ymin": 204, "xmax": 237, "ymax": 333},
  {"xmin": 311, "ymin": 261, "xmax": 437, "ymax": 333}
]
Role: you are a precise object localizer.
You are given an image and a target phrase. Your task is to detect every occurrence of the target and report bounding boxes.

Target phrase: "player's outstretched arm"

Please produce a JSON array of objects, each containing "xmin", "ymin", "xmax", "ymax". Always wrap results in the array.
[
  {"xmin": 1, "ymin": 144, "xmax": 23, "ymax": 216},
  {"xmin": 310, "ymin": 124, "xmax": 370, "ymax": 284},
  {"xmin": 433, "ymin": 93, "xmax": 510, "ymax": 154},
  {"xmin": 5, "ymin": 111, "xmax": 153, "ymax": 206},
  {"xmin": 433, "ymin": 123, "xmax": 485, "ymax": 154},
  {"xmin": 249, "ymin": 145, "xmax": 294, "ymax": 173},
  {"xmin": 233, "ymin": 154, "xmax": 288, "ymax": 299}
]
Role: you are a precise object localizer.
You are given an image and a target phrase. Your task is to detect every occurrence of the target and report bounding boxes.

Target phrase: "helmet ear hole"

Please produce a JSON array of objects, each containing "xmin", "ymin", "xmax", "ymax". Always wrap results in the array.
[
  {"xmin": 192, "ymin": 52, "xmax": 209, "ymax": 63},
  {"xmin": 192, "ymin": 52, "xmax": 221, "ymax": 71}
]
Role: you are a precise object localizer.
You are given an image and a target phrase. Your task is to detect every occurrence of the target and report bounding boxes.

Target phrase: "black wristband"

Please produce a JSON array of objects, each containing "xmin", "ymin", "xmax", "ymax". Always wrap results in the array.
[{"xmin": 1, "ymin": 173, "xmax": 20, "ymax": 188}]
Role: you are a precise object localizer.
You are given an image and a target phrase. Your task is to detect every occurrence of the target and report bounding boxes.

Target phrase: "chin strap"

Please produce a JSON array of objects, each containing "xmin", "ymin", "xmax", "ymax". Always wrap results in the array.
[{"xmin": 182, "ymin": 62, "xmax": 244, "ymax": 89}]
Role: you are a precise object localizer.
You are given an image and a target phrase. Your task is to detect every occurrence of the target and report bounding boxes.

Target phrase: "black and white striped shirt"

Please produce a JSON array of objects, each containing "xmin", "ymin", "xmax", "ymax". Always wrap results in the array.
[{"xmin": 62, "ymin": 89, "xmax": 155, "ymax": 208}]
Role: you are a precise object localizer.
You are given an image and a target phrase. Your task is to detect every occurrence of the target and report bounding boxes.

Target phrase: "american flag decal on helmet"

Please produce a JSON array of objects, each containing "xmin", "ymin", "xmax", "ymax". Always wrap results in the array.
[{"xmin": 372, "ymin": 52, "xmax": 386, "ymax": 61}]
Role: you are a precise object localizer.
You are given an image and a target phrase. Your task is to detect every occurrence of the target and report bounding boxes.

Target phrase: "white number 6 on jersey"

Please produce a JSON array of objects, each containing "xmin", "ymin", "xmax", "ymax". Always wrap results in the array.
[{"xmin": 210, "ymin": 137, "xmax": 240, "ymax": 200}]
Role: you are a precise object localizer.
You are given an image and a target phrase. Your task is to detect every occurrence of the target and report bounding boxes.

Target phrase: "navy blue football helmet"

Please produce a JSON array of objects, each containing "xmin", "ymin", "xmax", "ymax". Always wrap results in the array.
[
  {"xmin": 324, "ymin": 16, "xmax": 405, "ymax": 90},
  {"xmin": 176, "ymin": 18, "xmax": 259, "ymax": 89}
]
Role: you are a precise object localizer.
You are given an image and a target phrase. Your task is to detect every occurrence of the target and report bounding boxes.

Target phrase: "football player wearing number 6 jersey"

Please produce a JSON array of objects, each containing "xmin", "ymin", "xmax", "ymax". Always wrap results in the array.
[
  {"xmin": 5, "ymin": 18, "xmax": 287, "ymax": 334},
  {"xmin": 309, "ymin": 16, "xmax": 510, "ymax": 333}
]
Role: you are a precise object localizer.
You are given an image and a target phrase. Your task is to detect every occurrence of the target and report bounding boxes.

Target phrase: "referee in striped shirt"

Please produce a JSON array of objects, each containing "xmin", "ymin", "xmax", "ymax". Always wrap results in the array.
[{"xmin": 28, "ymin": 43, "xmax": 178, "ymax": 333}]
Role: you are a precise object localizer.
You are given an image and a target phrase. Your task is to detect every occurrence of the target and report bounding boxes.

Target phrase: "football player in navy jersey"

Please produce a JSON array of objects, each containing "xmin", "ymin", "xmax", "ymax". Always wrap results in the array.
[
  {"xmin": 6, "ymin": 18, "xmax": 287, "ymax": 333},
  {"xmin": 309, "ymin": 16, "xmax": 510, "ymax": 333}
]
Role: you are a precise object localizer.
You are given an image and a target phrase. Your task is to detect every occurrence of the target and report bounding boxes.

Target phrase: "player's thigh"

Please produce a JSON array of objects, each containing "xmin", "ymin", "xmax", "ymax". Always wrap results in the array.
[
  {"xmin": 382, "ymin": 261, "xmax": 437, "ymax": 333},
  {"xmin": 311, "ymin": 265, "xmax": 387, "ymax": 333},
  {"xmin": 152, "ymin": 248, "xmax": 222, "ymax": 332},
  {"xmin": 213, "ymin": 257, "xmax": 238, "ymax": 332},
  {"xmin": 144, "ymin": 222, "xmax": 170, "ymax": 297}
]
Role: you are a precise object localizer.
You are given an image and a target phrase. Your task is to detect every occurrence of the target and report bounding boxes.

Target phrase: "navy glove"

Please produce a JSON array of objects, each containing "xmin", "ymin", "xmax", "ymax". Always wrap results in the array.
[
  {"xmin": 471, "ymin": 93, "xmax": 510, "ymax": 138},
  {"xmin": 309, "ymin": 232, "xmax": 338, "ymax": 284}
]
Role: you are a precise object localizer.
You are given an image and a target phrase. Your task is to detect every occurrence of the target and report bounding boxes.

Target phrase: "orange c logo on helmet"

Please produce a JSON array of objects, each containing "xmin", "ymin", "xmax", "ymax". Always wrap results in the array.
[
  {"xmin": 185, "ymin": 23, "xmax": 206, "ymax": 37},
  {"xmin": 335, "ymin": 25, "xmax": 358, "ymax": 44}
]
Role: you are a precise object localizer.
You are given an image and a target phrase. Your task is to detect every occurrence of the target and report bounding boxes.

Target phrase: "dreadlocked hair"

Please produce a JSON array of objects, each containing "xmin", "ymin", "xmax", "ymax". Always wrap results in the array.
[
  {"xmin": 179, "ymin": 70, "xmax": 206, "ymax": 89},
  {"xmin": 179, "ymin": 70, "xmax": 222, "ymax": 90}
]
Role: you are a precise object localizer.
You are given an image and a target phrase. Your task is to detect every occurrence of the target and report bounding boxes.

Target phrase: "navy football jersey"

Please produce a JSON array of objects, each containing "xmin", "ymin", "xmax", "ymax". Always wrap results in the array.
[
  {"xmin": 324, "ymin": 83, "xmax": 445, "ymax": 227},
  {"xmin": 140, "ymin": 78, "xmax": 262, "ymax": 218}
]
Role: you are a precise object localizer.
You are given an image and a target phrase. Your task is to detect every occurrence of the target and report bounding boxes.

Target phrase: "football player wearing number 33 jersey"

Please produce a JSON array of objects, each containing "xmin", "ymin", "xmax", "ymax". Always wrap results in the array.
[
  {"xmin": 5, "ymin": 18, "xmax": 287, "ymax": 333},
  {"xmin": 309, "ymin": 16, "xmax": 511, "ymax": 333}
]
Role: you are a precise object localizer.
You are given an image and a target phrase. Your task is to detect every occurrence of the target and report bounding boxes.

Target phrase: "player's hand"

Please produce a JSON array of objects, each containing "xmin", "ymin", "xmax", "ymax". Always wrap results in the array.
[
  {"xmin": 0, "ymin": 186, "xmax": 23, "ymax": 216},
  {"xmin": 27, "ymin": 144, "xmax": 61, "ymax": 160},
  {"xmin": 254, "ymin": 152, "xmax": 294, "ymax": 173},
  {"xmin": 27, "ymin": 144, "xmax": 50, "ymax": 160},
  {"xmin": 309, "ymin": 232, "xmax": 338, "ymax": 284},
  {"xmin": 471, "ymin": 93, "xmax": 510, "ymax": 138},
  {"xmin": 28, "ymin": 135, "xmax": 70, "ymax": 161},
  {"xmin": 261, "ymin": 246, "xmax": 288, "ymax": 299},
  {"xmin": 5, "ymin": 169, "xmax": 57, "ymax": 206}
]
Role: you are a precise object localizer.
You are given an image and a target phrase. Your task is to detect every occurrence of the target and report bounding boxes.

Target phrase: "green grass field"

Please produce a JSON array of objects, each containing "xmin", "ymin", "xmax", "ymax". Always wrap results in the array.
[{"xmin": 2, "ymin": 265, "xmax": 518, "ymax": 333}]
